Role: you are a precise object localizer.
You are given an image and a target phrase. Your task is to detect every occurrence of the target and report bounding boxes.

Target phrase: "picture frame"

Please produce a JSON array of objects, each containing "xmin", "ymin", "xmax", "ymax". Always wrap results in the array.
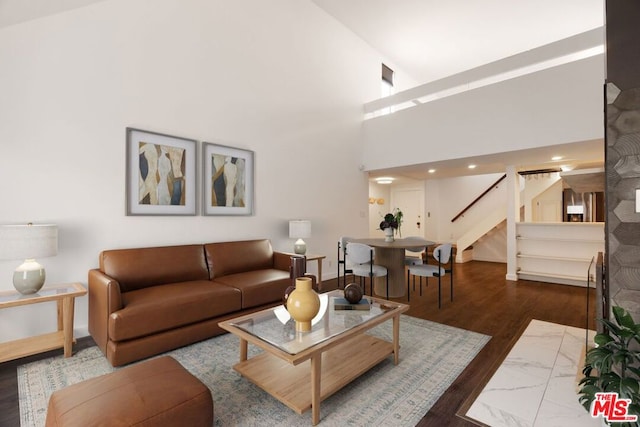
[
  {"xmin": 126, "ymin": 128, "xmax": 197, "ymax": 216},
  {"xmin": 202, "ymin": 142, "xmax": 254, "ymax": 216}
]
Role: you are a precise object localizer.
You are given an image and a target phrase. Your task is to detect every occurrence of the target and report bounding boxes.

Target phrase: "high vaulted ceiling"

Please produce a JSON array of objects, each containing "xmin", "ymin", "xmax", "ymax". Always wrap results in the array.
[
  {"xmin": 2, "ymin": 1, "xmax": 605, "ymax": 82},
  {"xmin": 312, "ymin": 0, "xmax": 604, "ymax": 84}
]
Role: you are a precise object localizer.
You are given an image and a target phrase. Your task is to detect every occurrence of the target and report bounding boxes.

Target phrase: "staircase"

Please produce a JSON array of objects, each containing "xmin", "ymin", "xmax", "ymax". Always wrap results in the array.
[
  {"xmin": 455, "ymin": 206, "xmax": 507, "ymax": 263},
  {"xmin": 454, "ymin": 174, "xmax": 560, "ymax": 263}
]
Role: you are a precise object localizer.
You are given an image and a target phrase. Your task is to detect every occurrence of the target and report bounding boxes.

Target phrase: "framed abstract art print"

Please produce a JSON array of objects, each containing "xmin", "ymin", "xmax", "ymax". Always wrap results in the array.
[
  {"xmin": 126, "ymin": 128, "xmax": 197, "ymax": 216},
  {"xmin": 202, "ymin": 142, "xmax": 254, "ymax": 216}
]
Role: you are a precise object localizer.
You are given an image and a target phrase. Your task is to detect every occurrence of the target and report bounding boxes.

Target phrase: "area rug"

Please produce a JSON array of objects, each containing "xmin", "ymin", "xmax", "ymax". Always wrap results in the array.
[{"xmin": 19, "ymin": 315, "xmax": 490, "ymax": 426}]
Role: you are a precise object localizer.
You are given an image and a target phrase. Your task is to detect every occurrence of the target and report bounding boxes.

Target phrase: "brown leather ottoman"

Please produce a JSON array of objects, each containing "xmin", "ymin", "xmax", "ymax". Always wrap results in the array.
[{"xmin": 45, "ymin": 356, "xmax": 213, "ymax": 427}]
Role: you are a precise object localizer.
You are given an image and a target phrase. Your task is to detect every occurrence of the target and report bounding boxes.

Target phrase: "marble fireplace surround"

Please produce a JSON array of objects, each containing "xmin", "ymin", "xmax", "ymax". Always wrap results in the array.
[{"xmin": 464, "ymin": 319, "xmax": 599, "ymax": 427}]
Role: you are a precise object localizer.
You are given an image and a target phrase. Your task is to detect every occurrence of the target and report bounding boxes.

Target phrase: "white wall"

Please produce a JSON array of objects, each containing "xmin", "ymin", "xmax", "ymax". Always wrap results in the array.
[
  {"xmin": 362, "ymin": 55, "xmax": 604, "ymax": 171},
  {"xmin": 522, "ymin": 173, "xmax": 562, "ymax": 221},
  {"xmin": 0, "ymin": 0, "xmax": 387, "ymax": 341},
  {"xmin": 368, "ymin": 183, "xmax": 390, "ymax": 235},
  {"xmin": 425, "ymin": 173, "xmax": 507, "ymax": 243},
  {"xmin": 531, "ymin": 180, "xmax": 563, "ymax": 222},
  {"xmin": 472, "ymin": 221, "xmax": 507, "ymax": 263}
]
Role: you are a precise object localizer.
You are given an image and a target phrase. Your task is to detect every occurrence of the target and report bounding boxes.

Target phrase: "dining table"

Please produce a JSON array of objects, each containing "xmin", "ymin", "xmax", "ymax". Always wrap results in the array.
[{"xmin": 350, "ymin": 237, "xmax": 435, "ymax": 298}]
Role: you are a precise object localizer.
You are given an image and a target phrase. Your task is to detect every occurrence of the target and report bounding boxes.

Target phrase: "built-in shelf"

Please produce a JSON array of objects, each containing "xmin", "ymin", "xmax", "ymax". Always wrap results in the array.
[
  {"xmin": 516, "ymin": 222, "xmax": 604, "ymax": 287},
  {"xmin": 516, "ymin": 236, "xmax": 602, "ymax": 244},
  {"xmin": 517, "ymin": 253, "xmax": 592, "ymax": 263}
]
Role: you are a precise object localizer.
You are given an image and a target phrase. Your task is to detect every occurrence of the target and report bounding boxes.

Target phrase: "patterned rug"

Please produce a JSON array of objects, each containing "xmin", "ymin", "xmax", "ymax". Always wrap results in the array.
[{"xmin": 19, "ymin": 315, "xmax": 490, "ymax": 426}]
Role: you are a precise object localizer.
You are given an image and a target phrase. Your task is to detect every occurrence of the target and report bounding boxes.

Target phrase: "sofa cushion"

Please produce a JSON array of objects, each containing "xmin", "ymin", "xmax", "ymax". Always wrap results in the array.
[
  {"xmin": 109, "ymin": 281, "xmax": 241, "ymax": 341},
  {"xmin": 204, "ymin": 240, "xmax": 274, "ymax": 279},
  {"xmin": 213, "ymin": 269, "xmax": 290, "ymax": 309},
  {"xmin": 100, "ymin": 245, "xmax": 209, "ymax": 292}
]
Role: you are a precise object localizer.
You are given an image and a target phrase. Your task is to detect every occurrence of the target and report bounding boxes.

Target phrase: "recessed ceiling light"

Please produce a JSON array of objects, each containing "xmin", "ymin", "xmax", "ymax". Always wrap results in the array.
[
  {"xmin": 428, "ymin": 169, "xmax": 436, "ymax": 173},
  {"xmin": 375, "ymin": 176, "xmax": 394, "ymax": 184},
  {"xmin": 468, "ymin": 164, "xmax": 477, "ymax": 169},
  {"xmin": 551, "ymin": 156, "xmax": 563, "ymax": 161}
]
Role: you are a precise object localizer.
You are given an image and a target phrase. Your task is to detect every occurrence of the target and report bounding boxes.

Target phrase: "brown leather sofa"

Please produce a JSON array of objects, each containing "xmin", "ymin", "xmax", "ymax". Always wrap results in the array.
[{"xmin": 89, "ymin": 239, "xmax": 294, "ymax": 367}]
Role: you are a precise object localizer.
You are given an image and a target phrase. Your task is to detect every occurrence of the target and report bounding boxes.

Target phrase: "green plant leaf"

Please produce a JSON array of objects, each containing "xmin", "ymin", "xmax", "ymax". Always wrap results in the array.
[
  {"xmin": 614, "ymin": 306, "xmax": 637, "ymax": 330},
  {"xmin": 600, "ymin": 318, "xmax": 623, "ymax": 337},
  {"xmin": 578, "ymin": 383, "xmax": 602, "ymax": 411},
  {"xmin": 619, "ymin": 328, "xmax": 636, "ymax": 340},
  {"xmin": 586, "ymin": 346, "xmax": 613, "ymax": 372},
  {"xmin": 594, "ymin": 333, "xmax": 615, "ymax": 346},
  {"xmin": 628, "ymin": 366, "xmax": 640, "ymax": 378},
  {"xmin": 620, "ymin": 377, "xmax": 640, "ymax": 398}
]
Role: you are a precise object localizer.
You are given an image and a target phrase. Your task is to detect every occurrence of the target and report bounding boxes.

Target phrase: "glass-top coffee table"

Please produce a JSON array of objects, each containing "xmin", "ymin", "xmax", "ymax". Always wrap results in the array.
[{"xmin": 219, "ymin": 290, "xmax": 409, "ymax": 425}]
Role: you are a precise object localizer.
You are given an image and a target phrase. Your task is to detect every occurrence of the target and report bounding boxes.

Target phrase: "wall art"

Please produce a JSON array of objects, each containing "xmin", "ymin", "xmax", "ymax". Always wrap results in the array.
[
  {"xmin": 202, "ymin": 142, "xmax": 254, "ymax": 215},
  {"xmin": 126, "ymin": 128, "xmax": 197, "ymax": 215}
]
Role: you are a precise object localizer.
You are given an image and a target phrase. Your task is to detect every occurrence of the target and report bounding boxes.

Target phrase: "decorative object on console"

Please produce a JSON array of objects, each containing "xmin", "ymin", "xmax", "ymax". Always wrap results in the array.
[
  {"xmin": 289, "ymin": 220, "xmax": 311, "ymax": 255},
  {"xmin": 0, "ymin": 223, "xmax": 58, "ymax": 294},
  {"xmin": 126, "ymin": 128, "xmax": 197, "ymax": 216},
  {"xmin": 286, "ymin": 277, "xmax": 320, "ymax": 332},
  {"xmin": 202, "ymin": 142, "xmax": 254, "ymax": 216},
  {"xmin": 343, "ymin": 282, "xmax": 363, "ymax": 304}
]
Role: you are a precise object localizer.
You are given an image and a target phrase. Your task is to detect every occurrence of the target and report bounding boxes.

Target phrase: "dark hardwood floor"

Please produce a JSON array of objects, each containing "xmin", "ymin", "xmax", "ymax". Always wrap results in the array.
[{"xmin": 0, "ymin": 260, "xmax": 594, "ymax": 427}]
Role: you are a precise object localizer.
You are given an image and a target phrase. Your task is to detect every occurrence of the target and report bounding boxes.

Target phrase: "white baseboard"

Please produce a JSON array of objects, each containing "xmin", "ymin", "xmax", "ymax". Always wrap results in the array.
[{"xmin": 472, "ymin": 256, "xmax": 506, "ymax": 263}]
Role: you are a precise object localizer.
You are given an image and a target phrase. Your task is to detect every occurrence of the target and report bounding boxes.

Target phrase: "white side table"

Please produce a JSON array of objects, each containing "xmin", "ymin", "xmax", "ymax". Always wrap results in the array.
[{"xmin": 0, "ymin": 282, "xmax": 87, "ymax": 362}]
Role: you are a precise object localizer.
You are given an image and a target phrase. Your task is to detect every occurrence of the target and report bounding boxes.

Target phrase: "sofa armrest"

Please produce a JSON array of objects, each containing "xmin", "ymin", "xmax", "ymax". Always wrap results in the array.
[
  {"xmin": 273, "ymin": 251, "xmax": 293, "ymax": 271},
  {"xmin": 88, "ymin": 269, "xmax": 123, "ymax": 354}
]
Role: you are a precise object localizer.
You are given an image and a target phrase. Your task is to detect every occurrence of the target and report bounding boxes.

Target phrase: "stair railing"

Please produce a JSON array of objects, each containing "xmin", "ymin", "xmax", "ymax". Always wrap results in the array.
[{"xmin": 451, "ymin": 174, "xmax": 506, "ymax": 222}]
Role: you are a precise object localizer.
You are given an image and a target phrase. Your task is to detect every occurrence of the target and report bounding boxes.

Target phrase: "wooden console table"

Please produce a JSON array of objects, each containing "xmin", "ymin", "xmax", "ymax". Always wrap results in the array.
[{"xmin": 0, "ymin": 282, "xmax": 87, "ymax": 362}]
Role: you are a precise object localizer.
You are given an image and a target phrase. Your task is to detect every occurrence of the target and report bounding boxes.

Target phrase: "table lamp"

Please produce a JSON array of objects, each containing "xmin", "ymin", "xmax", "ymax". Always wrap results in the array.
[
  {"xmin": 0, "ymin": 223, "xmax": 58, "ymax": 294},
  {"xmin": 289, "ymin": 220, "xmax": 311, "ymax": 255}
]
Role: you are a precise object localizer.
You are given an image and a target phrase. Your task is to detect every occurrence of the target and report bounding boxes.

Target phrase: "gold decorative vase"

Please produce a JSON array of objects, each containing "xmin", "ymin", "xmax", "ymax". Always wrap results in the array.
[{"xmin": 286, "ymin": 277, "xmax": 320, "ymax": 332}]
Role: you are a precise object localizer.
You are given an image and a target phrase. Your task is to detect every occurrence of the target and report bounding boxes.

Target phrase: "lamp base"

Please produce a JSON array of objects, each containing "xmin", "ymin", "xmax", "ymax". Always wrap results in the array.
[
  {"xmin": 294, "ymin": 238, "xmax": 307, "ymax": 255},
  {"xmin": 13, "ymin": 259, "xmax": 46, "ymax": 295}
]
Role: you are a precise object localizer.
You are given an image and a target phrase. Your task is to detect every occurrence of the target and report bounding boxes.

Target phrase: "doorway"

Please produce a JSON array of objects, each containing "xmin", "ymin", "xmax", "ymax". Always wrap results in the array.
[{"xmin": 392, "ymin": 188, "xmax": 424, "ymax": 238}]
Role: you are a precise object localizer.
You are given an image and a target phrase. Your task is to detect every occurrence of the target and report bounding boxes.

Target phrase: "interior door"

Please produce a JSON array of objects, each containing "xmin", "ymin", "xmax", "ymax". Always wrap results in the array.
[{"xmin": 392, "ymin": 188, "xmax": 424, "ymax": 238}]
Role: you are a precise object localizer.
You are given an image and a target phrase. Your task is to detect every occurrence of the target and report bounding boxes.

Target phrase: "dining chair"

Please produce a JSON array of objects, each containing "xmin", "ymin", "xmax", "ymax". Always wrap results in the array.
[
  {"xmin": 406, "ymin": 243, "xmax": 453, "ymax": 308},
  {"xmin": 337, "ymin": 236, "xmax": 355, "ymax": 289},
  {"xmin": 346, "ymin": 242, "xmax": 389, "ymax": 299},
  {"xmin": 403, "ymin": 236, "xmax": 427, "ymax": 266}
]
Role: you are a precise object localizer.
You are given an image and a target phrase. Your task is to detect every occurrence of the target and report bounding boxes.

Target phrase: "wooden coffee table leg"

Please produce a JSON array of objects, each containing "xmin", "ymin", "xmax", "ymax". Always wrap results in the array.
[
  {"xmin": 393, "ymin": 314, "xmax": 400, "ymax": 365},
  {"xmin": 311, "ymin": 354, "xmax": 321, "ymax": 425},
  {"xmin": 240, "ymin": 338, "xmax": 248, "ymax": 362}
]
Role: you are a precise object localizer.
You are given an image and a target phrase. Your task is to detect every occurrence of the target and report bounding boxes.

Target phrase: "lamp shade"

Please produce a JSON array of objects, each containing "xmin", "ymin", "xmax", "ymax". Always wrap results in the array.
[
  {"xmin": 289, "ymin": 220, "xmax": 311, "ymax": 239},
  {"xmin": 0, "ymin": 224, "xmax": 58, "ymax": 260}
]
